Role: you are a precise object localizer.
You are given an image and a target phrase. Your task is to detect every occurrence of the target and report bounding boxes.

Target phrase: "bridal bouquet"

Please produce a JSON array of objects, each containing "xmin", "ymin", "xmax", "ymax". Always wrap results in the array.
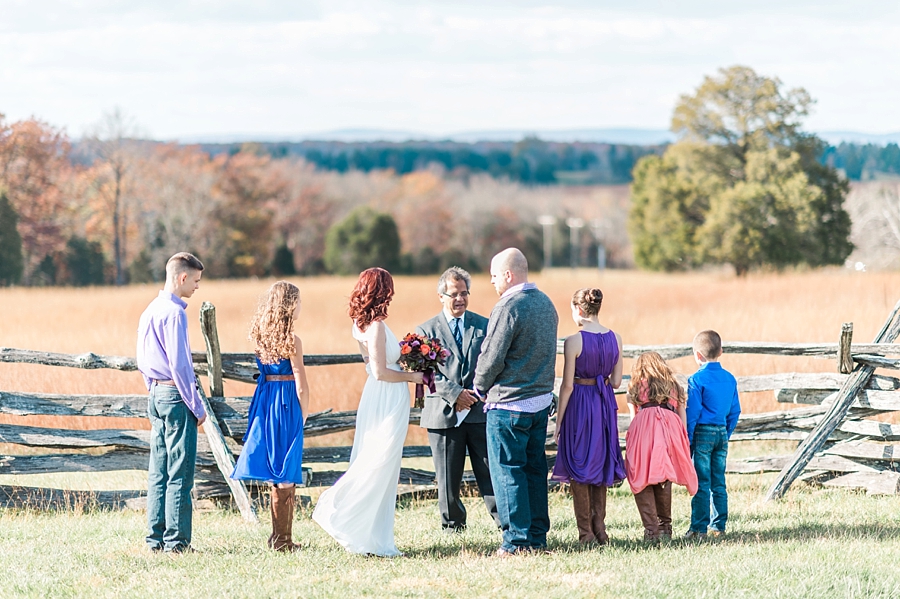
[{"xmin": 399, "ymin": 333, "xmax": 450, "ymax": 408}]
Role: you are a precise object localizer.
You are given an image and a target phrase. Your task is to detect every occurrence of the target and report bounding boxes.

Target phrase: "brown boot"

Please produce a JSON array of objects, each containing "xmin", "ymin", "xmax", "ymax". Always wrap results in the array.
[
  {"xmin": 654, "ymin": 481, "xmax": 673, "ymax": 539},
  {"xmin": 589, "ymin": 485, "xmax": 609, "ymax": 544},
  {"xmin": 570, "ymin": 482, "xmax": 596, "ymax": 544},
  {"xmin": 633, "ymin": 485, "xmax": 660, "ymax": 541},
  {"xmin": 270, "ymin": 485, "xmax": 300, "ymax": 552}
]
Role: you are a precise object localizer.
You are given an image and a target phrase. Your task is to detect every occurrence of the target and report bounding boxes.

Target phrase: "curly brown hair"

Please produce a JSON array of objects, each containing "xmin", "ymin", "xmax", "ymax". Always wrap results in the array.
[
  {"xmin": 349, "ymin": 267, "xmax": 394, "ymax": 331},
  {"xmin": 249, "ymin": 281, "xmax": 300, "ymax": 365},
  {"xmin": 627, "ymin": 351, "xmax": 685, "ymax": 407}
]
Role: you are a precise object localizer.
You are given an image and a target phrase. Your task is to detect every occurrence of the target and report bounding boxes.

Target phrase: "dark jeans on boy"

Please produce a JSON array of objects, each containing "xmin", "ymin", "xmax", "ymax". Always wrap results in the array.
[
  {"xmin": 690, "ymin": 424, "xmax": 729, "ymax": 533},
  {"xmin": 486, "ymin": 406, "xmax": 551, "ymax": 552},
  {"xmin": 146, "ymin": 383, "xmax": 198, "ymax": 552}
]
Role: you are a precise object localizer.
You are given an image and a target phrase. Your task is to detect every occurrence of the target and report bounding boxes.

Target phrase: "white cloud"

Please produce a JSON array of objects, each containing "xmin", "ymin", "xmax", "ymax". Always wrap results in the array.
[{"xmin": 0, "ymin": 1, "xmax": 899, "ymax": 138}]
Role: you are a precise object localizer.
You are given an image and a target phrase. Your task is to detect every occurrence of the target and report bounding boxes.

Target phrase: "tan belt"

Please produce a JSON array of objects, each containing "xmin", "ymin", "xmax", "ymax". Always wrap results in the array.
[
  {"xmin": 152, "ymin": 379, "xmax": 176, "ymax": 386},
  {"xmin": 264, "ymin": 375, "xmax": 294, "ymax": 382},
  {"xmin": 573, "ymin": 378, "xmax": 597, "ymax": 386}
]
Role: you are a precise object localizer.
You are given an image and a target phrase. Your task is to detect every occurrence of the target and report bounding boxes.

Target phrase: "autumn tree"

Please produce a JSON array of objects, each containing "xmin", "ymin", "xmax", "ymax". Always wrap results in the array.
[
  {"xmin": 0, "ymin": 192, "xmax": 24, "ymax": 285},
  {"xmin": 84, "ymin": 108, "xmax": 144, "ymax": 285},
  {"xmin": 0, "ymin": 115, "xmax": 73, "ymax": 284},
  {"xmin": 128, "ymin": 144, "xmax": 219, "ymax": 281},
  {"xmin": 629, "ymin": 66, "xmax": 852, "ymax": 274},
  {"xmin": 210, "ymin": 149, "xmax": 283, "ymax": 277}
]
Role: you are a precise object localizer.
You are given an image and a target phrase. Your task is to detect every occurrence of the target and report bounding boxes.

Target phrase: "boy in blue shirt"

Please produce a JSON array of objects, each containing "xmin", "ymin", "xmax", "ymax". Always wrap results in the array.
[{"xmin": 685, "ymin": 330, "xmax": 741, "ymax": 539}]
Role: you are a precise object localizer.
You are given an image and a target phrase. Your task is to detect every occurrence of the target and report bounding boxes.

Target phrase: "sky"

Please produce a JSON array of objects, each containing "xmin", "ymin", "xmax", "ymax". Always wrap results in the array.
[{"xmin": 2, "ymin": 0, "xmax": 900, "ymax": 141}]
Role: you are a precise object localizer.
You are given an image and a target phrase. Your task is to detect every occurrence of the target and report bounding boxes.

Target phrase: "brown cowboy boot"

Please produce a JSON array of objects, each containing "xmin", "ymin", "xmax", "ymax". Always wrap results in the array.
[
  {"xmin": 633, "ymin": 485, "xmax": 660, "ymax": 541},
  {"xmin": 655, "ymin": 481, "xmax": 673, "ymax": 539},
  {"xmin": 570, "ymin": 482, "xmax": 596, "ymax": 543},
  {"xmin": 270, "ymin": 486, "xmax": 300, "ymax": 552},
  {"xmin": 589, "ymin": 485, "xmax": 609, "ymax": 545}
]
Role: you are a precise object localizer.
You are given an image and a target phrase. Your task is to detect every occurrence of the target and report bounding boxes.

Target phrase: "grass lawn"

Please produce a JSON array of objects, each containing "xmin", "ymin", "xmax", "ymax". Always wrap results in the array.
[{"xmin": 3, "ymin": 472, "xmax": 900, "ymax": 598}]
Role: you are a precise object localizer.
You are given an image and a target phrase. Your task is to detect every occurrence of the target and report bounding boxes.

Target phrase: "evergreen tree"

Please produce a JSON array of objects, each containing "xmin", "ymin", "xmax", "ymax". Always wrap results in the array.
[
  {"xmin": 0, "ymin": 192, "xmax": 24, "ymax": 285},
  {"xmin": 65, "ymin": 236, "xmax": 107, "ymax": 286},
  {"xmin": 323, "ymin": 207, "xmax": 401, "ymax": 275}
]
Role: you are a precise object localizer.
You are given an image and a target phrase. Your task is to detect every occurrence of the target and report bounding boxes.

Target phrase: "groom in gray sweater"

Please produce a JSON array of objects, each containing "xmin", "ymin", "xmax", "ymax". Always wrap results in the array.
[{"xmin": 474, "ymin": 248, "xmax": 559, "ymax": 556}]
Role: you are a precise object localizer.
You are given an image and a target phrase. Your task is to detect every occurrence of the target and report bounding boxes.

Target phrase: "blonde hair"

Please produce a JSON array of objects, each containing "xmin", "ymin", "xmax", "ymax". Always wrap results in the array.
[
  {"xmin": 249, "ymin": 281, "xmax": 300, "ymax": 365},
  {"xmin": 627, "ymin": 351, "xmax": 685, "ymax": 408}
]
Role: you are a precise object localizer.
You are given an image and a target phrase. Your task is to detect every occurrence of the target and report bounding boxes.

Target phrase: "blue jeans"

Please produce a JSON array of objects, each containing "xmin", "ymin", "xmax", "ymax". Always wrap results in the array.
[
  {"xmin": 486, "ymin": 407, "xmax": 551, "ymax": 551},
  {"xmin": 146, "ymin": 383, "xmax": 198, "ymax": 551},
  {"xmin": 690, "ymin": 425, "xmax": 729, "ymax": 533}
]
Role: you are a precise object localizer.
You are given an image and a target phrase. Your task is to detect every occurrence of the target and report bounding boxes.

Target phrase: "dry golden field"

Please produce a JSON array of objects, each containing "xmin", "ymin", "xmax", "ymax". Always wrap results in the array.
[{"xmin": 0, "ymin": 267, "xmax": 898, "ymax": 446}]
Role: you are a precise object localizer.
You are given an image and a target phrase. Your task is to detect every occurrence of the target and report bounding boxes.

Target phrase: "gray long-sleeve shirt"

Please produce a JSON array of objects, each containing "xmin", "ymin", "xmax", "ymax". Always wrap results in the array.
[{"xmin": 473, "ymin": 286, "xmax": 558, "ymax": 404}]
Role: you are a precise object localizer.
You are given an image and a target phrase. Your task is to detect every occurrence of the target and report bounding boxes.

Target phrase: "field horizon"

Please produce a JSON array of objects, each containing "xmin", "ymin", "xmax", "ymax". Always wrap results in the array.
[{"xmin": 0, "ymin": 267, "xmax": 897, "ymax": 446}]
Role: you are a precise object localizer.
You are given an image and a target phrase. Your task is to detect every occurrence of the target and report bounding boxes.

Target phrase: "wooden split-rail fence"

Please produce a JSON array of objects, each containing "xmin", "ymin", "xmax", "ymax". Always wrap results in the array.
[{"xmin": 3, "ymin": 300, "xmax": 900, "ymax": 520}]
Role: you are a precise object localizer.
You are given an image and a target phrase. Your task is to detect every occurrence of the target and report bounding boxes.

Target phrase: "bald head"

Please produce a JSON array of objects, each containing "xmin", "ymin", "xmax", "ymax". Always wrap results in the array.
[{"xmin": 489, "ymin": 248, "xmax": 528, "ymax": 296}]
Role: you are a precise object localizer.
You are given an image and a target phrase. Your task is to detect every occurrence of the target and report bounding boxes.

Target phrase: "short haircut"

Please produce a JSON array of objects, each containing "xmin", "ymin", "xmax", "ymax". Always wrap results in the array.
[
  {"xmin": 693, "ymin": 330, "xmax": 722, "ymax": 360},
  {"xmin": 437, "ymin": 266, "xmax": 471, "ymax": 295},
  {"xmin": 166, "ymin": 252, "xmax": 204, "ymax": 277}
]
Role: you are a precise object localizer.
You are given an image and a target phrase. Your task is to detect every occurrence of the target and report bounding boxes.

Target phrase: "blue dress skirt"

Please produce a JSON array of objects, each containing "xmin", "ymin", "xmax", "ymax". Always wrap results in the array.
[{"xmin": 231, "ymin": 357, "xmax": 305, "ymax": 484}]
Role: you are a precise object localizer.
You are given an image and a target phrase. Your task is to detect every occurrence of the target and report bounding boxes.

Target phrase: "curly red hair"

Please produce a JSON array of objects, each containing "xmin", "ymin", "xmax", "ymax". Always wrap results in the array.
[{"xmin": 349, "ymin": 267, "xmax": 394, "ymax": 331}]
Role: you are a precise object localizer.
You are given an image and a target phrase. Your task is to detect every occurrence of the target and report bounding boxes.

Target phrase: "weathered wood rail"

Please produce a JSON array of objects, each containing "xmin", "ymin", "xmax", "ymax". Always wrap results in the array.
[{"xmin": 3, "ymin": 301, "xmax": 900, "ymax": 511}]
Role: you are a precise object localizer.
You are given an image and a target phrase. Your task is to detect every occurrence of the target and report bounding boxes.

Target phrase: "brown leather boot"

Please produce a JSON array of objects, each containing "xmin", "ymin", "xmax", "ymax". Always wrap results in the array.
[
  {"xmin": 633, "ymin": 485, "xmax": 660, "ymax": 541},
  {"xmin": 270, "ymin": 486, "xmax": 300, "ymax": 552},
  {"xmin": 570, "ymin": 482, "xmax": 596, "ymax": 543},
  {"xmin": 589, "ymin": 485, "xmax": 609, "ymax": 544},
  {"xmin": 655, "ymin": 481, "xmax": 673, "ymax": 539}
]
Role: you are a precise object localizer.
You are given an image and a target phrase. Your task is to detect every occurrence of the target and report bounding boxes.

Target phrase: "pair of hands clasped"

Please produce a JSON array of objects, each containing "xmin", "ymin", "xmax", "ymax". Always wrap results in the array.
[{"xmin": 454, "ymin": 389, "xmax": 480, "ymax": 412}]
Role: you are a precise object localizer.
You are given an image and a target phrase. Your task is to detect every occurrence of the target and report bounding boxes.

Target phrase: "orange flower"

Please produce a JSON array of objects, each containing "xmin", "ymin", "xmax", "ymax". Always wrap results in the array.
[
  {"xmin": 420, "ymin": 344, "xmax": 430, "ymax": 354},
  {"xmin": 401, "ymin": 345, "xmax": 413, "ymax": 355}
]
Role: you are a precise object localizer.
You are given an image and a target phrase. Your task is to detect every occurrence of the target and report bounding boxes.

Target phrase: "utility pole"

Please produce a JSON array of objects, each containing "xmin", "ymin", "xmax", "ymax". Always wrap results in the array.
[
  {"xmin": 537, "ymin": 215, "xmax": 556, "ymax": 269},
  {"xmin": 591, "ymin": 219, "xmax": 607, "ymax": 270},
  {"xmin": 566, "ymin": 217, "xmax": 584, "ymax": 269}
]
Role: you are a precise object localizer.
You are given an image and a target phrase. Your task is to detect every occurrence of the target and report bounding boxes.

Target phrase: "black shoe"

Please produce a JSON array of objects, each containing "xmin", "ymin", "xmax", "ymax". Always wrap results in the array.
[
  {"xmin": 164, "ymin": 545, "xmax": 197, "ymax": 554},
  {"xmin": 442, "ymin": 525, "xmax": 466, "ymax": 534}
]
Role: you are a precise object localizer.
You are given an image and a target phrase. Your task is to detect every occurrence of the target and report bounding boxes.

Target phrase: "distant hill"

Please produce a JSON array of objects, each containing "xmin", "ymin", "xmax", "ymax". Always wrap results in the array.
[{"xmin": 178, "ymin": 128, "xmax": 900, "ymax": 146}]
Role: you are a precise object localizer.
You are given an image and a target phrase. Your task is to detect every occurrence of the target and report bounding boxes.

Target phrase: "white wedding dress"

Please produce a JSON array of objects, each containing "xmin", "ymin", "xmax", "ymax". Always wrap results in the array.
[{"xmin": 312, "ymin": 323, "xmax": 410, "ymax": 557}]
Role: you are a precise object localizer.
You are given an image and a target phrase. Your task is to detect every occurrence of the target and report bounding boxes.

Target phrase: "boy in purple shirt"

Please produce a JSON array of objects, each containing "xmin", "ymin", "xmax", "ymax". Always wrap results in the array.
[
  {"xmin": 685, "ymin": 330, "xmax": 741, "ymax": 539},
  {"xmin": 137, "ymin": 252, "xmax": 206, "ymax": 553}
]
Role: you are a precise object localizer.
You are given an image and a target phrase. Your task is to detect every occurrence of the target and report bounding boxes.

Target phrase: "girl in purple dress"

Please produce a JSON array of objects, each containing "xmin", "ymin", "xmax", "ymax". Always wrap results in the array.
[
  {"xmin": 552, "ymin": 287, "xmax": 626, "ymax": 544},
  {"xmin": 232, "ymin": 281, "xmax": 310, "ymax": 551}
]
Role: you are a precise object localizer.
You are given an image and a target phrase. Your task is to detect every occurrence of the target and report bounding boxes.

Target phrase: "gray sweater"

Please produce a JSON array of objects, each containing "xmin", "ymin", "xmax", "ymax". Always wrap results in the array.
[{"xmin": 473, "ymin": 287, "xmax": 559, "ymax": 403}]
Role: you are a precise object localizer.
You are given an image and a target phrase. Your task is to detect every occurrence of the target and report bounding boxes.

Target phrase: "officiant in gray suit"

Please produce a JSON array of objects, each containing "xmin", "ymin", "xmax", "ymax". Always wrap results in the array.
[{"xmin": 416, "ymin": 266, "xmax": 500, "ymax": 532}]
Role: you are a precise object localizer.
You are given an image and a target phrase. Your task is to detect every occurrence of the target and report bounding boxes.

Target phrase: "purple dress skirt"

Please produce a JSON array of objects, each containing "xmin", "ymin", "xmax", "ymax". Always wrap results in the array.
[{"xmin": 551, "ymin": 330, "xmax": 626, "ymax": 486}]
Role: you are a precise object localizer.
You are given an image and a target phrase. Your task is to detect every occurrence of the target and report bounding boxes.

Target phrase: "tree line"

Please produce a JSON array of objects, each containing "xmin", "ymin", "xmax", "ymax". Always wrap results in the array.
[
  {"xmin": 199, "ymin": 138, "xmax": 662, "ymax": 185},
  {"xmin": 2, "ymin": 118, "xmax": 598, "ymax": 286}
]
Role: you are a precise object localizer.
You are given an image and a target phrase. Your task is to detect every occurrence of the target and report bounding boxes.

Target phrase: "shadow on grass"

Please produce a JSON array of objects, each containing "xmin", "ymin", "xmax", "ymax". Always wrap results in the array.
[{"xmin": 400, "ymin": 519, "xmax": 900, "ymax": 559}]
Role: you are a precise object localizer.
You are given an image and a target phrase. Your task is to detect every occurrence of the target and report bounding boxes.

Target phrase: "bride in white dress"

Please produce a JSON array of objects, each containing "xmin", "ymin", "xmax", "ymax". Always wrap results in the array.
[{"xmin": 312, "ymin": 268, "xmax": 423, "ymax": 557}]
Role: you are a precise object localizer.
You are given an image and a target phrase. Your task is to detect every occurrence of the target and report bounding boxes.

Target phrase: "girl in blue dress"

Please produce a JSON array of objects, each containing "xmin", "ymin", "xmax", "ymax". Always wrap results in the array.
[{"xmin": 232, "ymin": 281, "xmax": 309, "ymax": 551}]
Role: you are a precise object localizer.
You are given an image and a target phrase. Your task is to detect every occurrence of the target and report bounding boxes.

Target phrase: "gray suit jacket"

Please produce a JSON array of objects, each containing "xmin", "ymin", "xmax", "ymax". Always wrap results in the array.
[{"xmin": 416, "ymin": 310, "xmax": 488, "ymax": 429}]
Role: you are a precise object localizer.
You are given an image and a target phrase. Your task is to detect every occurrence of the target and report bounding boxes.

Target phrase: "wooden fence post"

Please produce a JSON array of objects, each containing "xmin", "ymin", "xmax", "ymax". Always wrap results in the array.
[
  {"xmin": 196, "ymin": 301, "xmax": 257, "ymax": 523},
  {"xmin": 199, "ymin": 302, "xmax": 224, "ymax": 398},
  {"xmin": 839, "ymin": 323, "xmax": 854, "ymax": 374},
  {"xmin": 195, "ymin": 378, "xmax": 258, "ymax": 522},
  {"xmin": 765, "ymin": 301, "xmax": 900, "ymax": 501}
]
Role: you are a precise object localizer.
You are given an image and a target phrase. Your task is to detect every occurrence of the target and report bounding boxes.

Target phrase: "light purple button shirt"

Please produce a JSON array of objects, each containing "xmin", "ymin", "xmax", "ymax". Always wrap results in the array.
[{"xmin": 136, "ymin": 290, "xmax": 206, "ymax": 420}]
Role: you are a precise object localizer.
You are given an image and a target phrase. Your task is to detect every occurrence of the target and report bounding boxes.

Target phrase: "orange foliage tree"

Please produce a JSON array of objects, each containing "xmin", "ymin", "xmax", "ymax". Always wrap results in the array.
[{"xmin": 0, "ymin": 115, "xmax": 75, "ymax": 284}]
